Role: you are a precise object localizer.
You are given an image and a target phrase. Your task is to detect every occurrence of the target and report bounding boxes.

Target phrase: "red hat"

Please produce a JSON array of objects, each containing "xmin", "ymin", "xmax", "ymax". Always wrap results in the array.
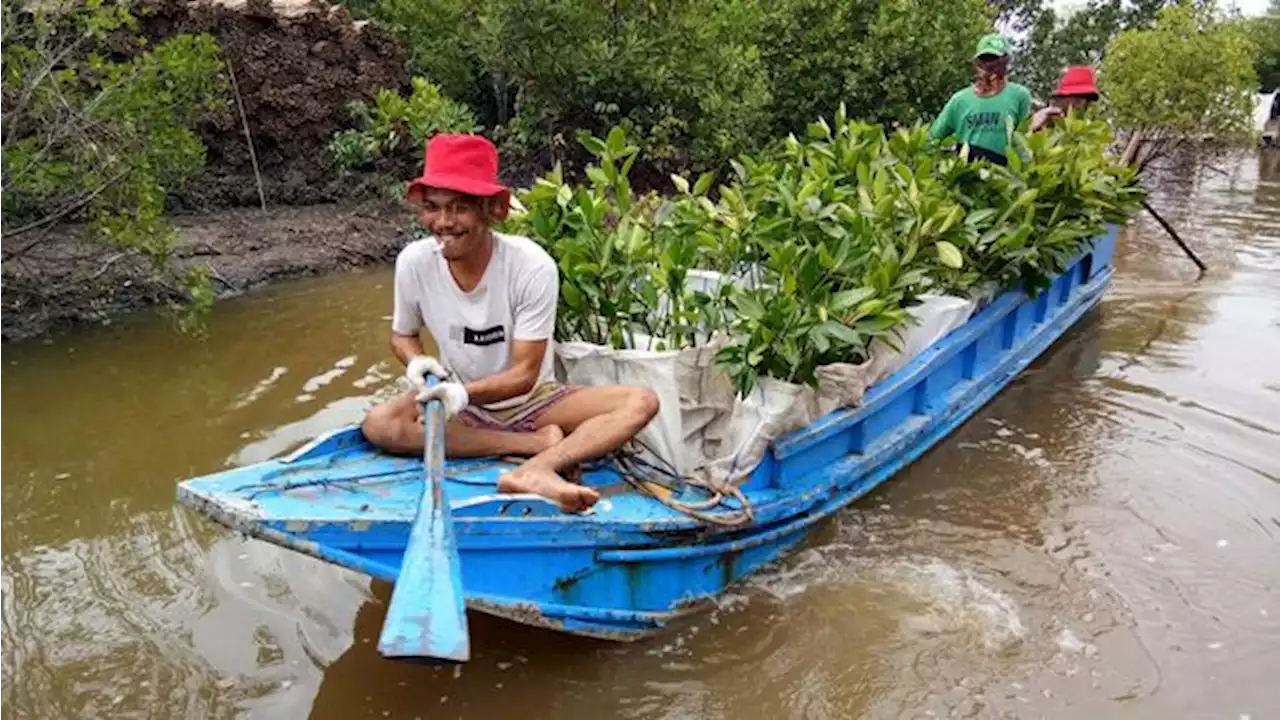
[
  {"xmin": 406, "ymin": 134, "xmax": 507, "ymax": 201},
  {"xmin": 1053, "ymin": 66, "xmax": 1099, "ymax": 98}
]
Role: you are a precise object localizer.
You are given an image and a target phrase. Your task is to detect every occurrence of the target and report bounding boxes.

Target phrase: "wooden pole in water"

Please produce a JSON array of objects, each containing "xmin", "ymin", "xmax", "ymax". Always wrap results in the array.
[
  {"xmin": 1124, "ymin": 131, "xmax": 1208, "ymax": 276},
  {"xmin": 1140, "ymin": 200, "xmax": 1207, "ymax": 275}
]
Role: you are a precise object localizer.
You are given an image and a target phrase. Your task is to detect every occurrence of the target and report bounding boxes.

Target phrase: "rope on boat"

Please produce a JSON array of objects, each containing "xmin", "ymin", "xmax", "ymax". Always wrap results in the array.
[
  {"xmin": 229, "ymin": 443, "xmax": 758, "ymax": 527},
  {"xmin": 605, "ymin": 437, "xmax": 756, "ymax": 528}
]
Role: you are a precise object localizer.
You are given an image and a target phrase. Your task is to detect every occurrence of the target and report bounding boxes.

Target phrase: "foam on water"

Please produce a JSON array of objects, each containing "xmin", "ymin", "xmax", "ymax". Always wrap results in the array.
[{"xmin": 869, "ymin": 557, "xmax": 1027, "ymax": 651}]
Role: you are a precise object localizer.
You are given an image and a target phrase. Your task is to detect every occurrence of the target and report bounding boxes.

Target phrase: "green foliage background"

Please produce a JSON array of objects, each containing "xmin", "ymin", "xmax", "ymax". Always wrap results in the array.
[
  {"xmin": 1101, "ymin": 2, "xmax": 1259, "ymax": 143},
  {"xmin": 3, "ymin": 0, "xmax": 1271, "ymax": 334},
  {"xmin": 337, "ymin": 0, "xmax": 995, "ymax": 175},
  {"xmin": 1238, "ymin": 0, "xmax": 1280, "ymax": 92}
]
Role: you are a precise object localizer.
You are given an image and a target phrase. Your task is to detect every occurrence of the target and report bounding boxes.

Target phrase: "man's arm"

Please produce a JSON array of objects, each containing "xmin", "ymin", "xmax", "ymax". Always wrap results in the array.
[
  {"xmin": 928, "ymin": 94, "xmax": 958, "ymax": 141},
  {"xmin": 462, "ymin": 254, "xmax": 559, "ymax": 406},
  {"xmin": 459, "ymin": 338, "xmax": 546, "ymax": 406},
  {"xmin": 391, "ymin": 326, "xmax": 542, "ymax": 406},
  {"xmin": 391, "ymin": 332, "xmax": 427, "ymax": 366},
  {"xmin": 390, "ymin": 248, "xmax": 427, "ymax": 367}
]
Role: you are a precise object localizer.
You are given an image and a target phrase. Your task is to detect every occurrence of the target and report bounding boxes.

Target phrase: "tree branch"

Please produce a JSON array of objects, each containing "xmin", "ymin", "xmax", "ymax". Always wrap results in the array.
[
  {"xmin": 3, "ymin": 64, "xmax": 142, "ymax": 192},
  {"xmin": 1, "ymin": 167, "xmax": 131, "ymax": 252},
  {"xmin": 2, "ymin": 32, "xmax": 89, "ymax": 147},
  {"xmin": 88, "ymin": 251, "xmax": 132, "ymax": 280}
]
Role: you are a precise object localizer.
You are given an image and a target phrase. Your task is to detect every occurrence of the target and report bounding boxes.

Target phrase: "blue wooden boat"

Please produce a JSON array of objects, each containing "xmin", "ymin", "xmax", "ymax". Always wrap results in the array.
[{"xmin": 176, "ymin": 229, "xmax": 1119, "ymax": 642}]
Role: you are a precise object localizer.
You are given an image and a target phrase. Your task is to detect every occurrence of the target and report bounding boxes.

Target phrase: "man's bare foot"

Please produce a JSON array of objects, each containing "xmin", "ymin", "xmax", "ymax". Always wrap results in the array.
[{"xmin": 498, "ymin": 465, "xmax": 599, "ymax": 513}]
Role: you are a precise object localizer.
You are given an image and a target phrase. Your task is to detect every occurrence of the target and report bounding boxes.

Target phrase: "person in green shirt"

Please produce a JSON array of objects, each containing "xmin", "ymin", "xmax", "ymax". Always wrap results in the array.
[{"xmin": 928, "ymin": 33, "xmax": 1033, "ymax": 166}]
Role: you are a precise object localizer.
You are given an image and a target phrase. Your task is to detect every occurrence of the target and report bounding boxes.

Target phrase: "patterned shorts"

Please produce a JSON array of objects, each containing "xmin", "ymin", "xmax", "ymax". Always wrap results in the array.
[{"xmin": 457, "ymin": 382, "xmax": 580, "ymax": 433}]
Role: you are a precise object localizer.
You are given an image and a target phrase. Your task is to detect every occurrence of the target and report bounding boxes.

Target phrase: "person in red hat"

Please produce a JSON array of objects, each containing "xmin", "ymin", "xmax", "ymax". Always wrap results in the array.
[
  {"xmin": 360, "ymin": 133, "xmax": 659, "ymax": 513},
  {"xmin": 1031, "ymin": 65, "xmax": 1101, "ymax": 130}
]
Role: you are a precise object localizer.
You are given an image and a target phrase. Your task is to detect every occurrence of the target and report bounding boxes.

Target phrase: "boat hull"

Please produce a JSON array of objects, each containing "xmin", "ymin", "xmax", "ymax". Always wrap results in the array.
[{"xmin": 177, "ymin": 229, "xmax": 1119, "ymax": 641}]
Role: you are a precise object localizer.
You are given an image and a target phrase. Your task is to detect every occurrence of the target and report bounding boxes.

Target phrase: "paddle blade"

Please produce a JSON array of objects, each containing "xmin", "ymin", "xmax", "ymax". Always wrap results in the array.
[{"xmin": 377, "ymin": 397, "xmax": 470, "ymax": 662}]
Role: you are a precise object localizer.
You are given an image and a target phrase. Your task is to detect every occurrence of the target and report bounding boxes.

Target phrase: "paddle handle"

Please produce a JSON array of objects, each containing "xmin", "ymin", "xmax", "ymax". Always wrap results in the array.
[{"xmin": 420, "ymin": 377, "xmax": 447, "ymax": 506}]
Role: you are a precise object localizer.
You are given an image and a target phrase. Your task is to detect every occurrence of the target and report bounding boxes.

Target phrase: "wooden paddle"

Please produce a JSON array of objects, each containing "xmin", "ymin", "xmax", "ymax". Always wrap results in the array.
[{"xmin": 377, "ymin": 376, "xmax": 470, "ymax": 662}]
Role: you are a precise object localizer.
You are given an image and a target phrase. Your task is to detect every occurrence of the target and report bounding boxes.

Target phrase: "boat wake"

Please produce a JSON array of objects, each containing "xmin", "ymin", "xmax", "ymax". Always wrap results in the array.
[{"xmin": 867, "ymin": 556, "xmax": 1027, "ymax": 651}]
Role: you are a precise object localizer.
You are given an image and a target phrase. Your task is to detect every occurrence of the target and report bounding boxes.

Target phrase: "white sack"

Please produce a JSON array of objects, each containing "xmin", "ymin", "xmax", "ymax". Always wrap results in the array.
[
  {"xmin": 868, "ymin": 294, "xmax": 976, "ymax": 384},
  {"xmin": 555, "ymin": 338, "xmax": 736, "ymax": 477},
  {"xmin": 704, "ymin": 357, "xmax": 877, "ymax": 483}
]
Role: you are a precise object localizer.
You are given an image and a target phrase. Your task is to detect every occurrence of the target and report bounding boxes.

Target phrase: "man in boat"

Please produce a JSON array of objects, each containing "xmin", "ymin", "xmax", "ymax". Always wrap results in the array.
[
  {"xmin": 928, "ymin": 33, "xmax": 1034, "ymax": 165},
  {"xmin": 360, "ymin": 133, "xmax": 660, "ymax": 513},
  {"xmin": 1030, "ymin": 65, "xmax": 1101, "ymax": 130}
]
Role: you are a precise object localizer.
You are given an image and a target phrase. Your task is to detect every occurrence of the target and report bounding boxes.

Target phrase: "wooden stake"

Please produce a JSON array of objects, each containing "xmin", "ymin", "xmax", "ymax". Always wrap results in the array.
[
  {"xmin": 226, "ymin": 58, "xmax": 267, "ymax": 212},
  {"xmin": 1141, "ymin": 199, "xmax": 1206, "ymax": 276},
  {"xmin": 1123, "ymin": 130, "xmax": 1207, "ymax": 276}
]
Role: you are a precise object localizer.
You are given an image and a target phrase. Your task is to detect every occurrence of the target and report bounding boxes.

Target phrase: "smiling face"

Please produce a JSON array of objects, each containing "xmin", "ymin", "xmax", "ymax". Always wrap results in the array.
[{"xmin": 415, "ymin": 187, "xmax": 500, "ymax": 261}]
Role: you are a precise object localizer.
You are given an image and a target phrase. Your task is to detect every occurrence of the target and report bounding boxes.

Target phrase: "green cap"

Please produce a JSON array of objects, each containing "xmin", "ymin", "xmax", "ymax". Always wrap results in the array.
[{"xmin": 974, "ymin": 33, "xmax": 1011, "ymax": 59}]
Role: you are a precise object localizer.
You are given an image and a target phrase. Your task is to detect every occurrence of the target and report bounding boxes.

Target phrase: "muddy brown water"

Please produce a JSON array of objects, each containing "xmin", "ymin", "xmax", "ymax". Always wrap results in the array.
[{"xmin": 4, "ymin": 152, "xmax": 1279, "ymax": 719}]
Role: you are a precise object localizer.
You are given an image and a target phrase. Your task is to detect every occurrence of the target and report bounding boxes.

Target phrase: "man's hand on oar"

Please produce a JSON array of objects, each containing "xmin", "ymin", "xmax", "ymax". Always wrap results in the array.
[
  {"xmin": 416, "ymin": 382, "xmax": 469, "ymax": 416},
  {"xmin": 405, "ymin": 354, "xmax": 468, "ymax": 416},
  {"xmin": 405, "ymin": 354, "xmax": 449, "ymax": 385}
]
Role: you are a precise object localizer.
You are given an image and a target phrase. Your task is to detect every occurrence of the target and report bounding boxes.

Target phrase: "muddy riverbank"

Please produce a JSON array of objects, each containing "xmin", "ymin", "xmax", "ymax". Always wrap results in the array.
[
  {"xmin": 0, "ymin": 201, "xmax": 415, "ymax": 343},
  {"xmin": 1, "ymin": 0, "xmax": 420, "ymax": 343}
]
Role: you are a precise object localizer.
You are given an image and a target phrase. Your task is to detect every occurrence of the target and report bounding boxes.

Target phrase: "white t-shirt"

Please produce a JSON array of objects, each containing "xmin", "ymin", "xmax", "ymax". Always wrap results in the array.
[{"xmin": 391, "ymin": 232, "xmax": 559, "ymax": 410}]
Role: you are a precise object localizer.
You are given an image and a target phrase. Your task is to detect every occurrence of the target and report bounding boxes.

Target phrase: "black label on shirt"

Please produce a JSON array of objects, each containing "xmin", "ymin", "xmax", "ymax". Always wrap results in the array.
[{"xmin": 463, "ymin": 325, "xmax": 506, "ymax": 346}]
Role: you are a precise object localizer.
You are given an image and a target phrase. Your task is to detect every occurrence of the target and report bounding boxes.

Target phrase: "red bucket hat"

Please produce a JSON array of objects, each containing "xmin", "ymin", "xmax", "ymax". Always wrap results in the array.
[
  {"xmin": 406, "ymin": 134, "xmax": 507, "ymax": 202},
  {"xmin": 1053, "ymin": 66, "xmax": 1099, "ymax": 98}
]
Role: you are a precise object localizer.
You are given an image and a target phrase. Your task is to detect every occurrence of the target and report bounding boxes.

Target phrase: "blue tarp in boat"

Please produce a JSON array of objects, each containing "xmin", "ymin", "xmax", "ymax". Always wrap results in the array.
[{"xmin": 176, "ymin": 229, "xmax": 1119, "ymax": 641}]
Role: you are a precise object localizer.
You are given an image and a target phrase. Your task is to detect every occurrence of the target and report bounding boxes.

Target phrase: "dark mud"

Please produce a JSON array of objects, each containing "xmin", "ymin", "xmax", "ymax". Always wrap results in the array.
[
  {"xmin": 138, "ymin": 0, "xmax": 409, "ymax": 209},
  {"xmin": 1, "ymin": 201, "xmax": 416, "ymax": 343},
  {"xmin": 0, "ymin": 0, "xmax": 419, "ymax": 342}
]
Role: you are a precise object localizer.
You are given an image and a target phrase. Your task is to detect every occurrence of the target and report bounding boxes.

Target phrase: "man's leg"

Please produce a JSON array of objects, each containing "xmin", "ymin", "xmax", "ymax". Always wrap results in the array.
[
  {"xmin": 361, "ymin": 392, "xmax": 563, "ymax": 457},
  {"xmin": 498, "ymin": 385, "xmax": 659, "ymax": 511}
]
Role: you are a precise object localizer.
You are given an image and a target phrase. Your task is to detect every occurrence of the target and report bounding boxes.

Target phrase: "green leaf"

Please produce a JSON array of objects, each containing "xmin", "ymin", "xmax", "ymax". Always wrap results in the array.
[
  {"xmin": 561, "ymin": 282, "xmax": 584, "ymax": 307},
  {"xmin": 854, "ymin": 315, "xmax": 903, "ymax": 333},
  {"xmin": 797, "ymin": 179, "xmax": 822, "ymax": 203},
  {"xmin": 936, "ymin": 240, "xmax": 963, "ymax": 269},
  {"xmin": 820, "ymin": 321, "xmax": 862, "ymax": 346},
  {"xmin": 780, "ymin": 341, "xmax": 801, "ymax": 369},
  {"xmin": 585, "ymin": 166, "xmax": 609, "ymax": 187},
  {"xmin": 965, "ymin": 208, "xmax": 999, "ymax": 227},
  {"xmin": 578, "ymin": 133, "xmax": 607, "ymax": 157},
  {"xmin": 693, "ymin": 171, "xmax": 715, "ymax": 197},
  {"xmin": 670, "ymin": 174, "xmax": 690, "ymax": 194},
  {"xmin": 831, "ymin": 287, "xmax": 876, "ymax": 311},
  {"xmin": 606, "ymin": 126, "xmax": 627, "ymax": 155},
  {"xmin": 809, "ymin": 325, "xmax": 832, "ymax": 353},
  {"xmin": 734, "ymin": 294, "xmax": 766, "ymax": 320}
]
